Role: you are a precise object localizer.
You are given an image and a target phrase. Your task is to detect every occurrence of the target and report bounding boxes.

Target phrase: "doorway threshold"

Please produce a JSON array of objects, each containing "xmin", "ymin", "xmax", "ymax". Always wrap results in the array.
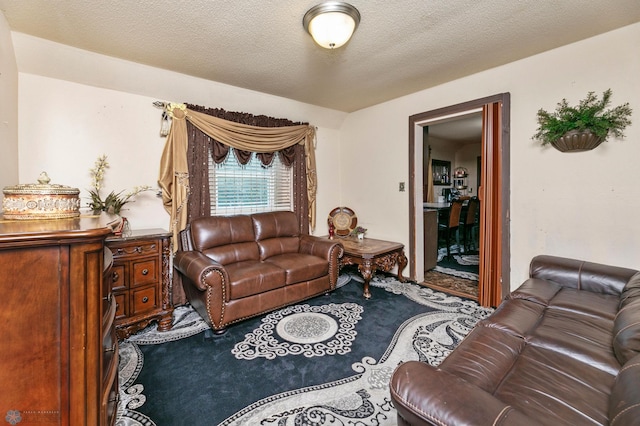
[{"xmin": 421, "ymin": 270, "xmax": 478, "ymax": 301}]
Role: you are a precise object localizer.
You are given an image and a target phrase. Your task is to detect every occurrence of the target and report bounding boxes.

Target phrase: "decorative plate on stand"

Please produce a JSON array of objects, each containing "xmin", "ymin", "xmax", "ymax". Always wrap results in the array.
[{"xmin": 328, "ymin": 207, "xmax": 358, "ymax": 237}]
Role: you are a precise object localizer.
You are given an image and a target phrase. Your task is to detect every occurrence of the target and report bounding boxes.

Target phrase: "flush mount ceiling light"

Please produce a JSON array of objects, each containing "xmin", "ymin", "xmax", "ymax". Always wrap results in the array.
[{"xmin": 303, "ymin": 1, "xmax": 361, "ymax": 49}]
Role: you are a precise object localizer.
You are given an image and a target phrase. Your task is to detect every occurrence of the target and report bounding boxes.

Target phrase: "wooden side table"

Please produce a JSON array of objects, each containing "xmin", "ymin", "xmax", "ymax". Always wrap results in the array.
[
  {"xmin": 332, "ymin": 236, "xmax": 408, "ymax": 299},
  {"xmin": 106, "ymin": 229, "xmax": 173, "ymax": 339}
]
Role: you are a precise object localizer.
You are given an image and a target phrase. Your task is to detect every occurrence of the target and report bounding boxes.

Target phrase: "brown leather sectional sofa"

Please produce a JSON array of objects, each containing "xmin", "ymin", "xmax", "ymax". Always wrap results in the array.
[
  {"xmin": 390, "ymin": 255, "xmax": 640, "ymax": 425},
  {"xmin": 174, "ymin": 211, "xmax": 343, "ymax": 333}
]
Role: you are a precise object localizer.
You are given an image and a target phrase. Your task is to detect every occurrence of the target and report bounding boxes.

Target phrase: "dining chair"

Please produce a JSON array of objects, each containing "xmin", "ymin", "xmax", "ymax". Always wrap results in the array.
[
  {"xmin": 461, "ymin": 197, "xmax": 480, "ymax": 252},
  {"xmin": 438, "ymin": 199, "xmax": 464, "ymax": 260}
]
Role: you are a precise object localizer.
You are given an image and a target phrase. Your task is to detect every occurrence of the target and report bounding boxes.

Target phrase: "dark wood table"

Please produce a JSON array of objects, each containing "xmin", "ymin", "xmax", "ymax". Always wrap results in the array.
[{"xmin": 329, "ymin": 236, "xmax": 407, "ymax": 299}]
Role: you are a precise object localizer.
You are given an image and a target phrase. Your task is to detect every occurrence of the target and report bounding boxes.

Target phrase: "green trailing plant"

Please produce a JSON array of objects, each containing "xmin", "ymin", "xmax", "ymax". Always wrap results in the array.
[
  {"xmin": 88, "ymin": 155, "xmax": 152, "ymax": 214},
  {"xmin": 533, "ymin": 89, "xmax": 632, "ymax": 146}
]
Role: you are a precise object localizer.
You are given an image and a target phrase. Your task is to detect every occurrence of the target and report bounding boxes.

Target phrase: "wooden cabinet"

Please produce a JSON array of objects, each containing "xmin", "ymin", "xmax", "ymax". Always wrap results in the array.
[
  {"xmin": 424, "ymin": 210, "xmax": 438, "ymax": 271},
  {"xmin": 106, "ymin": 229, "xmax": 173, "ymax": 339},
  {"xmin": 0, "ymin": 214, "xmax": 117, "ymax": 425}
]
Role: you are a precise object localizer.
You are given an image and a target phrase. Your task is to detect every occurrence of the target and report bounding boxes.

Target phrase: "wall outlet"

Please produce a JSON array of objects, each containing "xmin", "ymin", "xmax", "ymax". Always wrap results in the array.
[{"xmin": 399, "ymin": 182, "xmax": 405, "ymax": 192}]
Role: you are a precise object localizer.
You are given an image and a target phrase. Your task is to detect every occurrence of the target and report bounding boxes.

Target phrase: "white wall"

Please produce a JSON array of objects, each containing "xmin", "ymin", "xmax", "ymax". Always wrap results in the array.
[
  {"xmin": 0, "ymin": 14, "xmax": 18, "ymax": 201},
  {"xmin": 6, "ymin": 19, "xmax": 640, "ymax": 289},
  {"xmin": 341, "ymin": 23, "xmax": 640, "ymax": 288},
  {"xmin": 12, "ymin": 33, "xmax": 346, "ymax": 232}
]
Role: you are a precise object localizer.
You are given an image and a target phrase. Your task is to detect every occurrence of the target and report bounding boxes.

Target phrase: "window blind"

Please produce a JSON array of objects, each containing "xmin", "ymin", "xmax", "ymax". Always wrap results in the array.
[{"xmin": 208, "ymin": 150, "xmax": 293, "ymax": 216}]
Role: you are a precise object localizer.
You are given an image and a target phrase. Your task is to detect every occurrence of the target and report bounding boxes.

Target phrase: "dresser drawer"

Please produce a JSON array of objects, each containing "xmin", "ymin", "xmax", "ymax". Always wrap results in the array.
[
  {"xmin": 110, "ymin": 240, "xmax": 160, "ymax": 259},
  {"xmin": 132, "ymin": 258, "xmax": 158, "ymax": 287},
  {"xmin": 131, "ymin": 285, "xmax": 158, "ymax": 315},
  {"xmin": 110, "ymin": 264, "xmax": 127, "ymax": 291},
  {"xmin": 114, "ymin": 293, "xmax": 128, "ymax": 320}
]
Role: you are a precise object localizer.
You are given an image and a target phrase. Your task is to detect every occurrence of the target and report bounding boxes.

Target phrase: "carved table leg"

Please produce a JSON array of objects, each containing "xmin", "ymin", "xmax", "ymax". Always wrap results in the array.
[
  {"xmin": 397, "ymin": 250, "xmax": 408, "ymax": 283},
  {"xmin": 358, "ymin": 260, "xmax": 374, "ymax": 299}
]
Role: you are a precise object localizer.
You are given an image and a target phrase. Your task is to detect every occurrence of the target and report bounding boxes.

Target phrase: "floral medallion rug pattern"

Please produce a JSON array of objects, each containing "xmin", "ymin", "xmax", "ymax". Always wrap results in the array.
[{"xmin": 116, "ymin": 273, "xmax": 493, "ymax": 426}]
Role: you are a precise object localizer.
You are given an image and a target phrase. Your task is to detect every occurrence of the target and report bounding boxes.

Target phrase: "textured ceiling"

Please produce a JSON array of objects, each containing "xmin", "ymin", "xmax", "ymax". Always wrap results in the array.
[{"xmin": 1, "ymin": 0, "xmax": 639, "ymax": 112}]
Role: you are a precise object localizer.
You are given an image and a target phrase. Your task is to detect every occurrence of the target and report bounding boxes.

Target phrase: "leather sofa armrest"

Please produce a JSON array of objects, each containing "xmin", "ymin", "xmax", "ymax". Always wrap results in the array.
[
  {"xmin": 529, "ymin": 255, "xmax": 638, "ymax": 295},
  {"xmin": 174, "ymin": 250, "xmax": 227, "ymax": 292},
  {"xmin": 390, "ymin": 361, "xmax": 541, "ymax": 426},
  {"xmin": 299, "ymin": 235, "xmax": 344, "ymax": 261}
]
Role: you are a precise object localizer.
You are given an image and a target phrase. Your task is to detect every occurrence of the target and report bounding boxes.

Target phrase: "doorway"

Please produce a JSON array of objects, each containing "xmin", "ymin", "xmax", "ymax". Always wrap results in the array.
[
  {"xmin": 425, "ymin": 112, "xmax": 482, "ymax": 299},
  {"xmin": 408, "ymin": 94, "xmax": 510, "ymax": 307}
]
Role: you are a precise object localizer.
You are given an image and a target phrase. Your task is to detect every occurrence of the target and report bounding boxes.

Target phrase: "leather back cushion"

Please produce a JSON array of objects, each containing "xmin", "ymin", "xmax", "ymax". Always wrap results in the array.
[
  {"xmin": 252, "ymin": 212, "xmax": 300, "ymax": 259},
  {"xmin": 189, "ymin": 215, "xmax": 259, "ymax": 264},
  {"xmin": 258, "ymin": 237, "xmax": 300, "ymax": 260},
  {"xmin": 252, "ymin": 211, "xmax": 299, "ymax": 240},
  {"xmin": 609, "ymin": 354, "xmax": 640, "ymax": 426},
  {"xmin": 613, "ymin": 298, "xmax": 640, "ymax": 365},
  {"xmin": 529, "ymin": 255, "xmax": 636, "ymax": 296},
  {"xmin": 619, "ymin": 272, "xmax": 640, "ymax": 309}
]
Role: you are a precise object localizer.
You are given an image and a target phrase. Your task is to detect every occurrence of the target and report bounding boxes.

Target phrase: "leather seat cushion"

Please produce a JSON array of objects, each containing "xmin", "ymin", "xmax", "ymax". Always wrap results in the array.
[
  {"xmin": 264, "ymin": 253, "xmax": 329, "ymax": 285},
  {"xmin": 225, "ymin": 260, "xmax": 286, "ymax": 299},
  {"xmin": 495, "ymin": 345, "xmax": 616, "ymax": 426}
]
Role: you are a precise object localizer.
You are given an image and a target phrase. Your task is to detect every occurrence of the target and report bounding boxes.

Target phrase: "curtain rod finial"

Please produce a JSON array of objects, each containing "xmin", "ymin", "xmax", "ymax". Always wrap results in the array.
[{"xmin": 153, "ymin": 101, "xmax": 167, "ymax": 109}]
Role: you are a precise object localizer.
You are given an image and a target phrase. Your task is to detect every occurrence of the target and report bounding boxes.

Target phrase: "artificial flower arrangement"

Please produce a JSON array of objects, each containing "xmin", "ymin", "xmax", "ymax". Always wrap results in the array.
[
  {"xmin": 351, "ymin": 226, "xmax": 367, "ymax": 236},
  {"xmin": 88, "ymin": 154, "xmax": 152, "ymax": 214}
]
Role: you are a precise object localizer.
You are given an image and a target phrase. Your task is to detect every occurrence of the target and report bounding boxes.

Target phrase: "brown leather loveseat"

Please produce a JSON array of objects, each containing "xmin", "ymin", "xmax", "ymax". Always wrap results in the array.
[
  {"xmin": 174, "ymin": 211, "xmax": 343, "ymax": 333},
  {"xmin": 390, "ymin": 255, "xmax": 640, "ymax": 425}
]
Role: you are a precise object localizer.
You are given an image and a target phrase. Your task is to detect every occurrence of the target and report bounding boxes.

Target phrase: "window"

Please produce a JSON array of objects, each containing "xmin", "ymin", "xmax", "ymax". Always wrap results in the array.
[{"xmin": 208, "ymin": 149, "xmax": 293, "ymax": 216}]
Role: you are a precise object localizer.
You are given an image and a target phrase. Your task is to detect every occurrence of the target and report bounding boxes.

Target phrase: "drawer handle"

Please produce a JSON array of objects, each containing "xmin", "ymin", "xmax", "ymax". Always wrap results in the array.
[
  {"xmin": 112, "ymin": 272, "xmax": 119, "ymax": 282},
  {"xmin": 142, "ymin": 296, "xmax": 149, "ymax": 303},
  {"xmin": 116, "ymin": 248, "xmax": 124, "ymax": 255},
  {"xmin": 142, "ymin": 269, "xmax": 149, "ymax": 275},
  {"xmin": 136, "ymin": 246, "xmax": 143, "ymax": 253}
]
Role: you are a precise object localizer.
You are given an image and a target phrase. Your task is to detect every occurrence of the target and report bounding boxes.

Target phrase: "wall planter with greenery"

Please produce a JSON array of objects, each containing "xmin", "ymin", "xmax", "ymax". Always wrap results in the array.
[{"xmin": 533, "ymin": 89, "xmax": 633, "ymax": 152}]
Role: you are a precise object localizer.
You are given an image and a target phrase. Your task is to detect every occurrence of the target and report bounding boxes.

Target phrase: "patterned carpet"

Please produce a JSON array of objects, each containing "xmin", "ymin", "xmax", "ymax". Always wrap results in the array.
[
  {"xmin": 427, "ymin": 247, "xmax": 479, "ymax": 299},
  {"xmin": 424, "ymin": 270, "xmax": 478, "ymax": 300},
  {"xmin": 115, "ymin": 273, "xmax": 493, "ymax": 425}
]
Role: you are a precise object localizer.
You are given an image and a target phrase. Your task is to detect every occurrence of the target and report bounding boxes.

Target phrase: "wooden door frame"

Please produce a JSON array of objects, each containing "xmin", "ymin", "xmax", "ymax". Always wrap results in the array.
[{"xmin": 408, "ymin": 93, "xmax": 510, "ymax": 306}]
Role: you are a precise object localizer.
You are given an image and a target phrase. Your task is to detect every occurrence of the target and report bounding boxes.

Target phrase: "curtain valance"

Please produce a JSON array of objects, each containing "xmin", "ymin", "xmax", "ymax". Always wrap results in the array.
[{"xmin": 158, "ymin": 103, "xmax": 318, "ymax": 247}]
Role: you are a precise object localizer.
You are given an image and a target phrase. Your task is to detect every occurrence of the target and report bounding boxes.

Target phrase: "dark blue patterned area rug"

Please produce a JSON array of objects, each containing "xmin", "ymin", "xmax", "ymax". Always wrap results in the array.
[
  {"xmin": 436, "ymin": 244, "xmax": 480, "ymax": 281},
  {"xmin": 116, "ymin": 273, "xmax": 493, "ymax": 426}
]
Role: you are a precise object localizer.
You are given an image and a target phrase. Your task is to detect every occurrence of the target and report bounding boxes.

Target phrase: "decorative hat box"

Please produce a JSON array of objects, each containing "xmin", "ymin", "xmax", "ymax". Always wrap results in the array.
[{"xmin": 2, "ymin": 172, "xmax": 81, "ymax": 220}]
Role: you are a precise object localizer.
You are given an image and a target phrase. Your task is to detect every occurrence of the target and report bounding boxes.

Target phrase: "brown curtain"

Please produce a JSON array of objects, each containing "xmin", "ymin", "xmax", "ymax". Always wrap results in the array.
[{"xmin": 158, "ymin": 102, "xmax": 317, "ymax": 248}]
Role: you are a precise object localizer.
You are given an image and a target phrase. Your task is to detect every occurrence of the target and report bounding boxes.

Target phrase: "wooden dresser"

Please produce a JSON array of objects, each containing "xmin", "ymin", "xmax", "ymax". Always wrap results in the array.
[
  {"xmin": 105, "ymin": 229, "xmax": 173, "ymax": 339},
  {"xmin": 0, "ymin": 214, "xmax": 118, "ymax": 425}
]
